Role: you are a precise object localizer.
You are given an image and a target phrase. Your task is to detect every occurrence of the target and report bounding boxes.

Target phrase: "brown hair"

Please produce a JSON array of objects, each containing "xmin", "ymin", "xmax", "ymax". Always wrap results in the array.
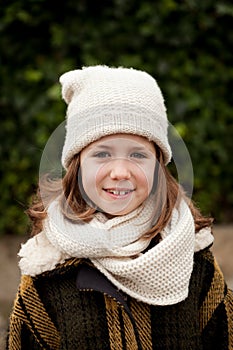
[{"xmin": 27, "ymin": 147, "xmax": 213, "ymax": 237}]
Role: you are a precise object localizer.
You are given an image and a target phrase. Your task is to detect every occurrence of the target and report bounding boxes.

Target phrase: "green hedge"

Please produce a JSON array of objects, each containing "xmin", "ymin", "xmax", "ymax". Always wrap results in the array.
[{"xmin": 1, "ymin": 0, "xmax": 233, "ymax": 235}]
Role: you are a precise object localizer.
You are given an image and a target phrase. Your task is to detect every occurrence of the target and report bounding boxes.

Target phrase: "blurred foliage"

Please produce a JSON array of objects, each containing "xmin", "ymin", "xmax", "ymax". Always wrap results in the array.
[{"xmin": 0, "ymin": 0, "xmax": 233, "ymax": 235}]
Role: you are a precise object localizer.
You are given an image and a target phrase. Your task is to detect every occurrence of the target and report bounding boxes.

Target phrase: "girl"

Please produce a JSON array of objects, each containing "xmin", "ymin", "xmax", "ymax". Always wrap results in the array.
[{"xmin": 7, "ymin": 66, "xmax": 233, "ymax": 349}]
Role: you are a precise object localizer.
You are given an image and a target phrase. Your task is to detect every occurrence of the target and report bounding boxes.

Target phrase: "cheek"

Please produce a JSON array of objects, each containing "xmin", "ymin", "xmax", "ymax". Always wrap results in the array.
[
  {"xmin": 80, "ymin": 163, "xmax": 100, "ymax": 206},
  {"xmin": 148, "ymin": 168, "xmax": 156, "ymax": 187},
  {"xmin": 80, "ymin": 160, "xmax": 107, "ymax": 193},
  {"xmin": 80, "ymin": 160, "xmax": 94, "ymax": 194},
  {"xmin": 81, "ymin": 172, "xmax": 93, "ymax": 190},
  {"xmin": 94, "ymin": 164, "xmax": 109, "ymax": 186},
  {"xmin": 137, "ymin": 163, "xmax": 156, "ymax": 192}
]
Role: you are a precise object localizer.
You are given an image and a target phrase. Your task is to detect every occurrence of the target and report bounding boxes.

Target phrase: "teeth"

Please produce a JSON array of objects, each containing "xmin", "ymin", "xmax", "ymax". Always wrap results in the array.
[{"xmin": 107, "ymin": 189, "xmax": 132, "ymax": 195}]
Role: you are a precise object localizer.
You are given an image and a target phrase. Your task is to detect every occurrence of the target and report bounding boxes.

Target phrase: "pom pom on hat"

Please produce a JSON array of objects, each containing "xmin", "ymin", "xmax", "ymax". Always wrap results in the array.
[{"xmin": 60, "ymin": 65, "xmax": 172, "ymax": 168}]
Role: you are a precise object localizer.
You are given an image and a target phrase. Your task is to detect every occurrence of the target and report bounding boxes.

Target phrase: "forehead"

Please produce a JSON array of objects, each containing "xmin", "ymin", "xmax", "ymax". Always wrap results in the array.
[{"xmin": 85, "ymin": 133, "xmax": 155, "ymax": 151}]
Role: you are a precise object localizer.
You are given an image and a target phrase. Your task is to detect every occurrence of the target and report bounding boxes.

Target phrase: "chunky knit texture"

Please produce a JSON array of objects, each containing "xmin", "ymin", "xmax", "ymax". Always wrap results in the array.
[
  {"xmin": 7, "ymin": 250, "xmax": 233, "ymax": 349},
  {"xmin": 19, "ymin": 198, "xmax": 199, "ymax": 305},
  {"xmin": 60, "ymin": 66, "xmax": 172, "ymax": 168}
]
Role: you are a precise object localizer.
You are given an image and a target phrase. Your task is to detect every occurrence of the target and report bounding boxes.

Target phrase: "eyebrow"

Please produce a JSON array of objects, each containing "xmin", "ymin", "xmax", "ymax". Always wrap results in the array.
[
  {"xmin": 94, "ymin": 145, "xmax": 113, "ymax": 150},
  {"xmin": 94, "ymin": 145, "xmax": 148, "ymax": 152}
]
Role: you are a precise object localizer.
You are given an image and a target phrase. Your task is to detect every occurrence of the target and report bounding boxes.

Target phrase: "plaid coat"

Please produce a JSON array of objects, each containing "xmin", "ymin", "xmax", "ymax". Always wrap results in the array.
[{"xmin": 7, "ymin": 248, "xmax": 233, "ymax": 350}]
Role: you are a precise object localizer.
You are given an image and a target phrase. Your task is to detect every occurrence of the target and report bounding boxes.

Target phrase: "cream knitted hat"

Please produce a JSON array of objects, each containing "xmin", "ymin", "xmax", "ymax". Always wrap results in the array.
[{"xmin": 60, "ymin": 65, "xmax": 172, "ymax": 168}]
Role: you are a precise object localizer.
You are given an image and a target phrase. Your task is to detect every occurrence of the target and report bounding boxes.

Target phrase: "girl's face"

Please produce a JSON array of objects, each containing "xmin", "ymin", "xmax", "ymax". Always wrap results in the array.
[{"xmin": 80, "ymin": 134, "xmax": 156, "ymax": 216}]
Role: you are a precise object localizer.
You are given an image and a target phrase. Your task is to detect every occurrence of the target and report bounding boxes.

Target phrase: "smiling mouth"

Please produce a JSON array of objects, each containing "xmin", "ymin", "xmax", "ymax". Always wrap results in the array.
[{"xmin": 104, "ymin": 189, "xmax": 134, "ymax": 196}]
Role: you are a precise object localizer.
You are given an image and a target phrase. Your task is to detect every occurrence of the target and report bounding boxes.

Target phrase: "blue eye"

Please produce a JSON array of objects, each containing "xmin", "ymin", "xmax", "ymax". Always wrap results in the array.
[
  {"xmin": 94, "ymin": 152, "xmax": 111, "ymax": 158},
  {"xmin": 130, "ymin": 152, "xmax": 146, "ymax": 159}
]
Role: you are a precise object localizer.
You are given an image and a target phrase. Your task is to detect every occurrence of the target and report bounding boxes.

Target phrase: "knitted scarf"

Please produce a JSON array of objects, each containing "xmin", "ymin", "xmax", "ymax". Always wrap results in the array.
[{"xmin": 19, "ymin": 196, "xmax": 214, "ymax": 306}]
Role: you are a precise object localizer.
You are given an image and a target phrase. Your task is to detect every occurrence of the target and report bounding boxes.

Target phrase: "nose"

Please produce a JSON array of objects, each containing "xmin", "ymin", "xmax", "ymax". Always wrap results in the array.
[{"xmin": 110, "ymin": 159, "xmax": 131, "ymax": 180}]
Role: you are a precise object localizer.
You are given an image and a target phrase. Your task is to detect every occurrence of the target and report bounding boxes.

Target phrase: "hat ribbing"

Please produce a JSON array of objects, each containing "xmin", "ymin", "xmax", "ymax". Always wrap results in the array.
[{"xmin": 60, "ymin": 65, "xmax": 172, "ymax": 168}]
